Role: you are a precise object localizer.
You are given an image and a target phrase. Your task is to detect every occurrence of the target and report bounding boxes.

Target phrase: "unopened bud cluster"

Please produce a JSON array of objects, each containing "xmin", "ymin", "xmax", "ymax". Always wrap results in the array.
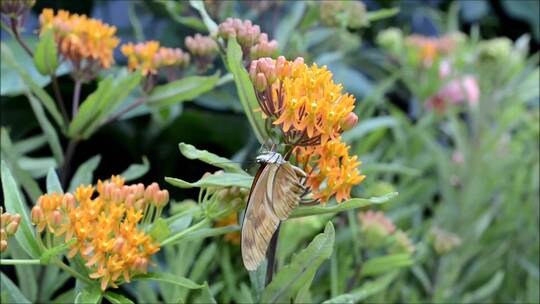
[
  {"xmin": 200, "ymin": 171, "xmax": 249, "ymax": 220},
  {"xmin": 430, "ymin": 227, "xmax": 461, "ymax": 255},
  {"xmin": 248, "ymin": 56, "xmax": 304, "ymax": 93},
  {"xmin": 358, "ymin": 211, "xmax": 415, "ymax": 253},
  {"xmin": 185, "ymin": 34, "xmax": 218, "ymax": 70},
  {"xmin": 320, "ymin": 0, "xmax": 368, "ymax": 29},
  {"xmin": 0, "ymin": 207, "xmax": 21, "ymax": 252},
  {"xmin": 217, "ymin": 18, "xmax": 278, "ymax": 60}
]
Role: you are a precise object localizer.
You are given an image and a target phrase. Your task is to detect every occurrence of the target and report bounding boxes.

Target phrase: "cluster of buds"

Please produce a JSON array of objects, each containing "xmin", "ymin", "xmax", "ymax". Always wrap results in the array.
[
  {"xmin": 358, "ymin": 211, "xmax": 396, "ymax": 248},
  {"xmin": 430, "ymin": 227, "xmax": 461, "ymax": 255},
  {"xmin": 31, "ymin": 176, "xmax": 167, "ymax": 290},
  {"xmin": 405, "ymin": 34, "xmax": 459, "ymax": 67},
  {"xmin": 478, "ymin": 37, "xmax": 513, "ymax": 62},
  {"xmin": 320, "ymin": 0, "xmax": 368, "ymax": 29},
  {"xmin": 121, "ymin": 41, "xmax": 190, "ymax": 77},
  {"xmin": 0, "ymin": 0, "xmax": 35, "ymax": 21},
  {"xmin": 0, "ymin": 207, "xmax": 21, "ymax": 253},
  {"xmin": 200, "ymin": 171, "xmax": 249, "ymax": 221},
  {"xmin": 185, "ymin": 34, "xmax": 219, "ymax": 71},
  {"xmin": 39, "ymin": 9, "xmax": 120, "ymax": 80},
  {"xmin": 389, "ymin": 230, "xmax": 416, "ymax": 254},
  {"xmin": 376, "ymin": 27, "xmax": 404, "ymax": 55},
  {"xmin": 217, "ymin": 18, "xmax": 278, "ymax": 62}
]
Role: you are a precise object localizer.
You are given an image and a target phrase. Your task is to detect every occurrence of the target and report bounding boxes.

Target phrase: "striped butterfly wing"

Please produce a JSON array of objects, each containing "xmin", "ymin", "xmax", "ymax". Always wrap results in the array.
[{"xmin": 241, "ymin": 162, "xmax": 305, "ymax": 271}]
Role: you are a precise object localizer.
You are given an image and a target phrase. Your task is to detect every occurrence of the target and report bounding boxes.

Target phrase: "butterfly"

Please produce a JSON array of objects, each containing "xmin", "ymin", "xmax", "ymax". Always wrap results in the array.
[{"xmin": 241, "ymin": 151, "xmax": 307, "ymax": 271}]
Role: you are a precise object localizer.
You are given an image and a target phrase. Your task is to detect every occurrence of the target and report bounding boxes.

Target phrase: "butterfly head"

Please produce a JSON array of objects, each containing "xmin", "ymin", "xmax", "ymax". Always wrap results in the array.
[{"xmin": 256, "ymin": 151, "xmax": 285, "ymax": 164}]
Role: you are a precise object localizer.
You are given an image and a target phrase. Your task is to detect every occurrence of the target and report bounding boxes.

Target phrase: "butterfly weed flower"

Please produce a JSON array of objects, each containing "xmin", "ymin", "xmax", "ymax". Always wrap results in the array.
[
  {"xmin": 0, "ymin": 207, "xmax": 21, "ymax": 253},
  {"xmin": 185, "ymin": 33, "xmax": 218, "ymax": 71},
  {"xmin": 39, "ymin": 8, "xmax": 119, "ymax": 80},
  {"xmin": 319, "ymin": 0, "xmax": 369, "ymax": 29},
  {"xmin": 121, "ymin": 41, "xmax": 190, "ymax": 76},
  {"xmin": 249, "ymin": 56, "xmax": 364, "ymax": 203},
  {"xmin": 31, "ymin": 176, "xmax": 168, "ymax": 290}
]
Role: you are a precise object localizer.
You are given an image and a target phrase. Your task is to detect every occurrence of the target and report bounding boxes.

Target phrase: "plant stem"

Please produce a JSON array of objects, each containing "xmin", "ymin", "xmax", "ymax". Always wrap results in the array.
[
  {"xmin": 72, "ymin": 80, "xmax": 82, "ymax": 118},
  {"xmin": 102, "ymin": 97, "xmax": 146, "ymax": 126},
  {"xmin": 0, "ymin": 259, "xmax": 41, "ymax": 265},
  {"xmin": 51, "ymin": 74, "xmax": 69, "ymax": 124},
  {"xmin": 265, "ymin": 224, "xmax": 280, "ymax": 286},
  {"xmin": 60, "ymin": 139, "xmax": 78, "ymax": 187},
  {"xmin": 10, "ymin": 17, "xmax": 33, "ymax": 57},
  {"xmin": 161, "ymin": 218, "xmax": 210, "ymax": 246},
  {"xmin": 53, "ymin": 258, "xmax": 92, "ymax": 284}
]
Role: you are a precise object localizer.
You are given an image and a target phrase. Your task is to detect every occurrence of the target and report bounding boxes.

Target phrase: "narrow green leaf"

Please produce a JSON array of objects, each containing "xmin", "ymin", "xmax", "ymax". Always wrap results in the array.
[
  {"xmin": 133, "ymin": 272, "xmax": 204, "ymax": 289},
  {"xmin": 262, "ymin": 222, "xmax": 335, "ymax": 303},
  {"xmin": 157, "ymin": 0, "xmax": 206, "ymax": 31},
  {"xmin": 74, "ymin": 285, "xmax": 102, "ymax": 304},
  {"xmin": 1, "ymin": 272, "xmax": 31, "ymax": 304},
  {"xmin": 361, "ymin": 254, "xmax": 414, "ymax": 277},
  {"xmin": 18, "ymin": 156, "xmax": 56, "ymax": 179},
  {"xmin": 13, "ymin": 134, "xmax": 47, "ymax": 155},
  {"xmin": 290, "ymin": 192, "xmax": 398, "ymax": 218},
  {"xmin": 179, "ymin": 142, "xmax": 245, "ymax": 174},
  {"xmin": 51, "ymin": 289, "xmax": 75, "ymax": 304},
  {"xmin": 120, "ymin": 156, "xmax": 150, "ymax": 182},
  {"xmin": 366, "ymin": 8, "xmax": 399, "ymax": 22},
  {"xmin": 463, "ymin": 271, "xmax": 505, "ymax": 303},
  {"xmin": 9, "ymin": 241, "xmax": 37, "ymax": 302},
  {"xmin": 46, "ymin": 168, "xmax": 63, "ymax": 194},
  {"xmin": 189, "ymin": 0, "xmax": 218, "ymax": 34},
  {"xmin": 1, "ymin": 159, "xmax": 42, "ymax": 258},
  {"xmin": 275, "ymin": 1, "xmax": 306, "ymax": 51},
  {"xmin": 147, "ymin": 73, "xmax": 220, "ymax": 107},
  {"xmin": 0, "ymin": 42, "xmax": 64, "ymax": 127},
  {"xmin": 104, "ymin": 292, "xmax": 134, "ymax": 304},
  {"xmin": 34, "ymin": 30, "xmax": 58, "ymax": 75},
  {"xmin": 165, "ymin": 172, "xmax": 253, "ymax": 189},
  {"xmin": 25, "ymin": 92, "xmax": 64, "ymax": 164},
  {"xmin": 192, "ymin": 282, "xmax": 217, "ymax": 304},
  {"xmin": 226, "ymin": 38, "xmax": 268, "ymax": 144},
  {"xmin": 189, "ymin": 243, "xmax": 217, "ymax": 282},
  {"xmin": 342, "ymin": 116, "xmax": 399, "ymax": 142},
  {"xmin": 68, "ymin": 155, "xmax": 101, "ymax": 192},
  {"xmin": 183, "ymin": 225, "xmax": 240, "ymax": 241},
  {"xmin": 323, "ymin": 271, "xmax": 398, "ymax": 303}
]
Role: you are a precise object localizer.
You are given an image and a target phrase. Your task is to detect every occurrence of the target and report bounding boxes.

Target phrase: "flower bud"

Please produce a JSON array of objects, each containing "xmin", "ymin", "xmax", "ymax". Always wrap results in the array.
[
  {"xmin": 144, "ymin": 183, "xmax": 159, "ymax": 203},
  {"xmin": 0, "ymin": 229, "xmax": 7, "ymax": 241},
  {"xmin": 340, "ymin": 112, "xmax": 358, "ymax": 131},
  {"xmin": 5, "ymin": 221, "xmax": 19, "ymax": 235},
  {"xmin": 430, "ymin": 227, "xmax": 461, "ymax": 255},
  {"xmin": 376, "ymin": 28, "xmax": 403, "ymax": 54},
  {"xmin": 113, "ymin": 188, "xmax": 124, "ymax": 203},
  {"xmin": 126, "ymin": 194, "xmax": 136, "ymax": 208},
  {"xmin": 62, "ymin": 193, "xmax": 76, "ymax": 210},
  {"xmin": 389, "ymin": 230, "xmax": 415, "ymax": 254},
  {"xmin": 250, "ymin": 33, "xmax": 278, "ymax": 59},
  {"xmin": 31, "ymin": 206, "xmax": 44, "ymax": 225},
  {"xmin": 49, "ymin": 210, "xmax": 62, "ymax": 229},
  {"xmin": 134, "ymin": 257, "xmax": 149, "ymax": 273},
  {"xmin": 154, "ymin": 190, "xmax": 169, "ymax": 208},
  {"xmin": 255, "ymin": 73, "xmax": 268, "ymax": 92},
  {"xmin": 134, "ymin": 198, "xmax": 146, "ymax": 211},
  {"xmin": 0, "ymin": 212, "xmax": 11, "ymax": 227},
  {"xmin": 0, "ymin": 240, "xmax": 7, "ymax": 252},
  {"xmin": 358, "ymin": 211, "xmax": 396, "ymax": 248}
]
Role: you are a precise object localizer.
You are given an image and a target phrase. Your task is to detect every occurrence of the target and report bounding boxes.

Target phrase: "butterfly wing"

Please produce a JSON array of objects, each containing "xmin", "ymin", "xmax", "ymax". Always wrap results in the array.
[{"xmin": 241, "ymin": 163, "xmax": 305, "ymax": 271}]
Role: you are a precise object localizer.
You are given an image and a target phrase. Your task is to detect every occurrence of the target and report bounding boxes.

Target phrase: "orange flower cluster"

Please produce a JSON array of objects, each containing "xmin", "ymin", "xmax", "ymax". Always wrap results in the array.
[
  {"xmin": 214, "ymin": 213, "xmax": 241, "ymax": 245},
  {"xmin": 121, "ymin": 41, "xmax": 190, "ymax": 76},
  {"xmin": 0, "ymin": 207, "xmax": 21, "ymax": 252},
  {"xmin": 405, "ymin": 34, "xmax": 457, "ymax": 67},
  {"xmin": 31, "ymin": 176, "xmax": 169, "ymax": 290},
  {"xmin": 39, "ymin": 9, "xmax": 119, "ymax": 68},
  {"xmin": 249, "ymin": 56, "xmax": 364, "ymax": 202}
]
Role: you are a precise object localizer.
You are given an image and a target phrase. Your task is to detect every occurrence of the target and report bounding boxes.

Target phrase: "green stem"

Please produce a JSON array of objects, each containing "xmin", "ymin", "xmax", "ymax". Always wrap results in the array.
[
  {"xmin": 164, "ymin": 206, "xmax": 202, "ymax": 224},
  {"xmin": 0, "ymin": 259, "xmax": 41, "ymax": 265},
  {"xmin": 52, "ymin": 258, "xmax": 92, "ymax": 284},
  {"xmin": 161, "ymin": 218, "xmax": 210, "ymax": 246}
]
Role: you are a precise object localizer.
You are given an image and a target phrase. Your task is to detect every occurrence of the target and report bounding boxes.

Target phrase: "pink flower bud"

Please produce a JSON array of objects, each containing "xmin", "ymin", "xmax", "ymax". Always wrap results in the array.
[
  {"xmin": 340, "ymin": 112, "xmax": 359, "ymax": 131},
  {"xmin": 31, "ymin": 206, "xmax": 44, "ymax": 225},
  {"xmin": 0, "ymin": 212, "xmax": 11, "ymax": 227},
  {"xmin": 62, "ymin": 193, "xmax": 76, "ymax": 210},
  {"xmin": 113, "ymin": 237, "xmax": 125, "ymax": 252},
  {"xmin": 49, "ymin": 210, "xmax": 62, "ymax": 228},
  {"xmin": 5, "ymin": 221, "xmax": 19, "ymax": 235},
  {"xmin": 134, "ymin": 199, "xmax": 146, "ymax": 211},
  {"xmin": 126, "ymin": 194, "xmax": 136, "ymax": 208},
  {"xmin": 1, "ymin": 229, "xmax": 7, "ymax": 241},
  {"xmin": 113, "ymin": 188, "xmax": 123, "ymax": 202},
  {"xmin": 255, "ymin": 73, "xmax": 268, "ymax": 92}
]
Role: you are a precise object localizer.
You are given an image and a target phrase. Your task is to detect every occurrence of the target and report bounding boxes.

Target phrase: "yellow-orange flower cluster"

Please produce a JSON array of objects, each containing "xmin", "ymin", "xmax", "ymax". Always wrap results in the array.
[
  {"xmin": 249, "ymin": 56, "xmax": 365, "ymax": 203},
  {"xmin": 121, "ymin": 41, "xmax": 190, "ymax": 76},
  {"xmin": 214, "ymin": 213, "xmax": 241, "ymax": 245},
  {"xmin": 1, "ymin": 207, "xmax": 21, "ymax": 253},
  {"xmin": 39, "ymin": 8, "xmax": 119, "ymax": 68},
  {"xmin": 31, "ymin": 176, "xmax": 169, "ymax": 290}
]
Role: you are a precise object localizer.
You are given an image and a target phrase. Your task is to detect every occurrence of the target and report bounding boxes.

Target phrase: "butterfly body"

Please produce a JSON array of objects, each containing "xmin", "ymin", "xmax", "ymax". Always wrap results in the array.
[{"xmin": 241, "ymin": 151, "xmax": 306, "ymax": 271}]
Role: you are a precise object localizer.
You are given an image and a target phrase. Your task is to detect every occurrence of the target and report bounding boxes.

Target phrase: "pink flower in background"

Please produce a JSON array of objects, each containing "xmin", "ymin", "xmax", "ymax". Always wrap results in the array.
[
  {"xmin": 439, "ymin": 60, "xmax": 452, "ymax": 79},
  {"xmin": 427, "ymin": 74, "xmax": 480, "ymax": 112}
]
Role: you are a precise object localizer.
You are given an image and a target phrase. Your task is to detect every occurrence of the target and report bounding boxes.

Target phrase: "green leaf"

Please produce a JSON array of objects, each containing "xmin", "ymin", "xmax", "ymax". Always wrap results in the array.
[
  {"xmin": 156, "ymin": 0, "xmax": 206, "ymax": 32},
  {"xmin": 1, "ymin": 129, "xmax": 43, "ymax": 201},
  {"xmin": 18, "ymin": 156, "xmax": 56, "ymax": 179},
  {"xmin": 183, "ymin": 225, "xmax": 240, "ymax": 241},
  {"xmin": 275, "ymin": 1, "xmax": 306, "ymax": 51},
  {"xmin": 120, "ymin": 156, "xmax": 150, "ymax": 182},
  {"xmin": 1, "ymin": 159, "xmax": 42, "ymax": 258},
  {"xmin": 361, "ymin": 254, "xmax": 414, "ymax": 277},
  {"xmin": 289, "ymin": 192, "xmax": 398, "ymax": 218},
  {"xmin": 323, "ymin": 271, "xmax": 398, "ymax": 303},
  {"xmin": 226, "ymin": 38, "xmax": 268, "ymax": 144},
  {"xmin": 262, "ymin": 222, "xmax": 335, "ymax": 303},
  {"xmin": 104, "ymin": 292, "xmax": 134, "ymax": 304},
  {"xmin": 463, "ymin": 271, "xmax": 505, "ymax": 303},
  {"xmin": 13, "ymin": 134, "xmax": 47, "ymax": 155},
  {"xmin": 133, "ymin": 272, "xmax": 204, "ymax": 289},
  {"xmin": 192, "ymin": 282, "xmax": 217, "ymax": 304},
  {"xmin": 25, "ymin": 92, "xmax": 64, "ymax": 164},
  {"xmin": 179, "ymin": 142, "xmax": 245, "ymax": 174},
  {"xmin": 149, "ymin": 218, "xmax": 171, "ymax": 242},
  {"xmin": 74, "ymin": 285, "xmax": 102, "ymax": 304},
  {"xmin": 40, "ymin": 239, "xmax": 76, "ymax": 264},
  {"xmin": 69, "ymin": 76, "xmax": 113, "ymax": 137},
  {"xmin": 68, "ymin": 155, "xmax": 101, "ymax": 192},
  {"xmin": 147, "ymin": 73, "xmax": 220, "ymax": 107},
  {"xmin": 1, "ymin": 42, "xmax": 64, "ymax": 127},
  {"xmin": 0, "ymin": 272, "xmax": 31, "ymax": 304},
  {"xmin": 52, "ymin": 289, "xmax": 75, "ymax": 304},
  {"xmin": 165, "ymin": 172, "xmax": 253, "ymax": 189},
  {"xmin": 34, "ymin": 30, "xmax": 58, "ymax": 76},
  {"xmin": 366, "ymin": 7, "xmax": 399, "ymax": 22},
  {"xmin": 46, "ymin": 168, "xmax": 63, "ymax": 194},
  {"xmin": 342, "ymin": 116, "xmax": 399, "ymax": 142},
  {"xmin": 189, "ymin": 0, "xmax": 218, "ymax": 34}
]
